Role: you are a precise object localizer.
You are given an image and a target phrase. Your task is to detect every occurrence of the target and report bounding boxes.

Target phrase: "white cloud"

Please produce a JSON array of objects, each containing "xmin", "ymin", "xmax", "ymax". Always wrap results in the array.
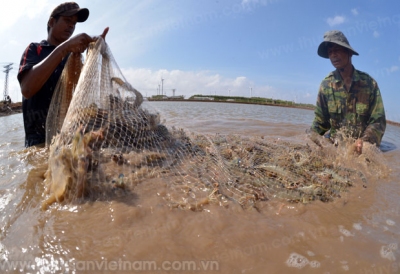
[
  {"xmin": 304, "ymin": 93, "xmax": 312, "ymax": 98},
  {"xmin": 7, "ymin": 67, "xmax": 275, "ymax": 103},
  {"xmin": 8, "ymin": 40, "xmax": 20, "ymax": 46},
  {"xmin": 389, "ymin": 66, "xmax": 399, "ymax": 73},
  {"xmin": 351, "ymin": 8, "xmax": 358, "ymax": 16},
  {"xmin": 241, "ymin": 0, "xmax": 267, "ymax": 4},
  {"xmin": 326, "ymin": 15, "xmax": 345, "ymax": 27},
  {"xmin": 373, "ymin": 30, "xmax": 380, "ymax": 38},
  {"xmin": 241, "ymin": 0, "xmax": 277, "ymax": 9},
  {"xmin": 0, "ymin": 0, "xmax": 52, "ymax": 33},
  {"xmin": 121, "ymin": 68, "xmax": 275, "ymax": 99}
]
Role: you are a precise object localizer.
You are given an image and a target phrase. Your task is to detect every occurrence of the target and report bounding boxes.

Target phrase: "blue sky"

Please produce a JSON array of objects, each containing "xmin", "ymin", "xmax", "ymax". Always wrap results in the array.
[{"xmin": 1, "ymin": 0, "xmax": 400, "ymax": 122}]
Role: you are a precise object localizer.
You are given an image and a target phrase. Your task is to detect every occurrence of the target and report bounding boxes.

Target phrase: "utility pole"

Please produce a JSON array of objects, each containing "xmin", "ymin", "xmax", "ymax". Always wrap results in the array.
[
  {"xmin": 3, "ymin": 63, "xmax": 12, "ymax": 102},
  {"xmin": 161, "ymin": 78, "xmax": 164, "ymax": 96},
  {"xmin": 249, "ymin": 86, "xmax": 252, "ymax": 98}
]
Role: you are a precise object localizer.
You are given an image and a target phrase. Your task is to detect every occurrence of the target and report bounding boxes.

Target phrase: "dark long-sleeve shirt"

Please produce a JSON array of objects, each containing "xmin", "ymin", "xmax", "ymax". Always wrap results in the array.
[{"xmin": 17, "ymin": 40, "xmax": 68, "ymax": 147}]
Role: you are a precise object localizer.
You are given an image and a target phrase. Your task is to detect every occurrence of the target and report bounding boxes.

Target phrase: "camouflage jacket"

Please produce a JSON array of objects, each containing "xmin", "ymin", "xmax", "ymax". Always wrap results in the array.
[{"xmin": 311, "ymin": 67, "xmax": 386, "ymax": 146}]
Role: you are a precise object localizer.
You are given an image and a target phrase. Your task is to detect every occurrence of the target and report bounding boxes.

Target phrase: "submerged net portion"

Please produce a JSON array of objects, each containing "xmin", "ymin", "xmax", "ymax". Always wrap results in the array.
[{"xmin": 42, "ymin": 38, "xmax": 372, "ymax": 211}]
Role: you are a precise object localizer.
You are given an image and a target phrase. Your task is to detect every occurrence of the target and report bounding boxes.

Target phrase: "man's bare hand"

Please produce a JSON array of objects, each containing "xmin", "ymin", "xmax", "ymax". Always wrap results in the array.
[
  {"xmin": 91, "ymin": 27, "xmax": 110, "ymax": 42},
  {"xmin": 64, "ymin": 33, "xmax": 94, "ymax": 54},
  {"xmin": 100, "ymin": 27, "xmax": 109, "ymax": 40},
  {"xmin": 354, "ymin": 138, "xmax": 363, "ymax": 155},
  {"xmin": 63, "ymin": 27, "xmax": 109, "ymax": 54}
]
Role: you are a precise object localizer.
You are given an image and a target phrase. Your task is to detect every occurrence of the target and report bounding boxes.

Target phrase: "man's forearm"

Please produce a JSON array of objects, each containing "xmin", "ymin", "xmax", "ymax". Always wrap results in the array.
[
  {"xmin": 362, "ymin": 119, "xmax": 386, "ymax": 146},
  {"xmin": 20, "ymin": 43, "xmax": 69, "ymax": 99}
]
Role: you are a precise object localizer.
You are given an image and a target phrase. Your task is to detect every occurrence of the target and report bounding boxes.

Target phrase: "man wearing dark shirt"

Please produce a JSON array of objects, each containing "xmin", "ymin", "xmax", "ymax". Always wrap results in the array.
[{"xmin": 17, "ymin": 2, "xmax": 108, "ymax": 147}]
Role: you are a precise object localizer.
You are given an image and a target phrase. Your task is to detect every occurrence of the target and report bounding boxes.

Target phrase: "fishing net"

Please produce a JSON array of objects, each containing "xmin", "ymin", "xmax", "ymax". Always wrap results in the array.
[{"xmin": 42, "ymin": 37, "xmax": 373, "ymax": 211}]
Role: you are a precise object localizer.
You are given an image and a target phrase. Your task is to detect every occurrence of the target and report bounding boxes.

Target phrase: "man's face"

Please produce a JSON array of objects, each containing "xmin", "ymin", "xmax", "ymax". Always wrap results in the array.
[
  {"xmin": 327, "ymin": 44, "xmax": 350, "ymax": 70},
  {"xmin": 51, "ymin": 15, "xmax": 78, "ymax": 43}
]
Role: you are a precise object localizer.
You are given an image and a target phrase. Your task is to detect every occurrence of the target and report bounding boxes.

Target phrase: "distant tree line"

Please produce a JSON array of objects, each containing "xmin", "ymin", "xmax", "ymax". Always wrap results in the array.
[
  {"xmin": 149, "ymin": 94, "xmax": 315, "ymax": 110},
  {"xmin": 189, "ymin": 95, "xmax": 315, "ymax": 109}
]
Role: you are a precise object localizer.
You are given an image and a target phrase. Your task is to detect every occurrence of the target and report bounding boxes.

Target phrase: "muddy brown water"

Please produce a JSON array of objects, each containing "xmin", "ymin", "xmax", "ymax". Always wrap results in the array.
[{"xmin": 1, "ymin": 101, "xmax": 399, "ymax": 273}]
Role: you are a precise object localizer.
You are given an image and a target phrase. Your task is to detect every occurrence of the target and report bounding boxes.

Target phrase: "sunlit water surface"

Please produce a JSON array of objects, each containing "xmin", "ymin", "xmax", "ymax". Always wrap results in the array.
[{"xmin": 1, "ymin": 101, "xmax": 399, "ymax": 273}]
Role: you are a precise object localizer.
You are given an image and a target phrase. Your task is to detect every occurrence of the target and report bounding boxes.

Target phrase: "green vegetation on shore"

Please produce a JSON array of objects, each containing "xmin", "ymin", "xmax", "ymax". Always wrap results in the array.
[
  {"xmin": 0, "ymin": 101, "xmax": 22, "ymax": 117},
  {"xmin": 149, "ymin": 94, "xmax": 315, "ymax": 110},
  {"xmin": 148, "ymin": 94, "xmax": 400, "ymax": 126}
]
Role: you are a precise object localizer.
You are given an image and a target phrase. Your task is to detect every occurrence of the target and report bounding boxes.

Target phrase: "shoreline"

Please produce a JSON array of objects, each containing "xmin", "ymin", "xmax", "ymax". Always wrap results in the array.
[
  {"xmin": 149, "ymin": 99, "xmax": 400, "ymax": 127},
  {"xmin": 2, "ymin": 100, "xmax": 399, "ymax": 127},
  {"xmin": 0, "ymin": 102, "xmax": 22, "ymax": 117}
]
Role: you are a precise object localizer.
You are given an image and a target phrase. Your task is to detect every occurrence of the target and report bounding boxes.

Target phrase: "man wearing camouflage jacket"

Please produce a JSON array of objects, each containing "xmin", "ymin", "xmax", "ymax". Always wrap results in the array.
[{"xmin": 310, "ymin": 30, "xmax": 386, "ymax": 153}]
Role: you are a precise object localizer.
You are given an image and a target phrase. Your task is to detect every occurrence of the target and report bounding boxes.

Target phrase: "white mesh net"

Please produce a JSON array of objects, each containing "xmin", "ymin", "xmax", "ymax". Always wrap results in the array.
[{"xmin": 42, "ymin": 38, "xmax": 375, "ymax": 211}]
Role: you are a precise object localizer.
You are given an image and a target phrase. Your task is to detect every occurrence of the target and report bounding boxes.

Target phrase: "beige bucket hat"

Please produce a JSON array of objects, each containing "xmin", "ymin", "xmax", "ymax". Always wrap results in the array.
[{"xmin": 317, "ymin": 30, "xmax": 359, "ymax": 58}]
